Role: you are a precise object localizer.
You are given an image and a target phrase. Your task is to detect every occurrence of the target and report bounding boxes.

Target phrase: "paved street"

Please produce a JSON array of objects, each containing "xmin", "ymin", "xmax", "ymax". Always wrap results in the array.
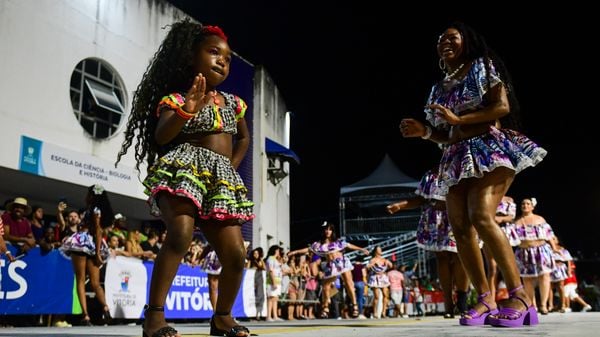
[{"xmin": 1, "ymin": 312, "xmax": 598, "ymax": 337}]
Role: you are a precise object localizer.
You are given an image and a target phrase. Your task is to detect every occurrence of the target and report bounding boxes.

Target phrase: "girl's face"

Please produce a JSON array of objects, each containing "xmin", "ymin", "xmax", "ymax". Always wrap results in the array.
[
  {"xmin": 437, "ymin": 28, "xmax": 464, "ymax": 64},
  {"xmin": 109, "ymin": 236, "xmax": 119, "ymax": 248},
  {"xmin": 194, "ymin": 35, "xmax": 232, "ymax": 88},
  {"xmin": 34, "ymin": 208, "xmax": 44, "ymax": 219},
  {"xmin": 324, "ymin": 227, "xmax": 333, "ymax": 238},
  {"xmin": 253, "ymin": 250, "xmax": 259, "ymax": 259}
]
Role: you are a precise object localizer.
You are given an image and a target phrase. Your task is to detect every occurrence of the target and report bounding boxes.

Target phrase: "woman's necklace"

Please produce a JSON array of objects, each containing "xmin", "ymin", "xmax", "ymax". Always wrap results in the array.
[
  {"xmin": 442, "ymin": 62, "xmax": 465, "ymax": 90},
  {"xmin": 444, "ymin": 63, "xmax": 465, "ymax": 80}
]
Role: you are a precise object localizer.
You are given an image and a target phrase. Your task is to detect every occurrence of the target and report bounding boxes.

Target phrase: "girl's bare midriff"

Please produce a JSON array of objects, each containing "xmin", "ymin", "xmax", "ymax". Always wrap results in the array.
[{"xmin": 172, "ymin": 132, "xmax": 233, "ymax": 158}]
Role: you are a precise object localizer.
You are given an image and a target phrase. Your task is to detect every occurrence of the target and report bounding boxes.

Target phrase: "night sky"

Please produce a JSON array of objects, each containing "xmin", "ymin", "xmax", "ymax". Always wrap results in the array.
[{"xmin": 167, "ymin": 1, "xmax": 598, "ymax": 257}]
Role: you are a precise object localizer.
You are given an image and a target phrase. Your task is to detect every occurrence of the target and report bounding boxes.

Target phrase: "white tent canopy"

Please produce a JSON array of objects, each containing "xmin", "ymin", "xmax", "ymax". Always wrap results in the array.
[{"xmin": 340, "ymin": 154, "xmax": 419, "ymax": 195}]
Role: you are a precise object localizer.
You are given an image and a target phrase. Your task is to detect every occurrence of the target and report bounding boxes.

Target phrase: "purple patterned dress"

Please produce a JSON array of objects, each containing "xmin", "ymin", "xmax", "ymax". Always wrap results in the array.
[
  {"xmin": 414, "ymin": 170, "xmax": 458, "ymax": 253},
  {"xmin": 550, "ymin": 248, "xmax": 572, "ymax": 282},
  {"xmin": 514, "ymin": 223, "xmax": 556, "ymax": 277},
  {"xmin": 424, "ymin": 57, "xmax": 547, "ymax": 195},
  {"xmin": 310, "ymin": 240, "xmax": 354, "ymax": 279},
  {"xmin": 367, "ymin": 262, "xmax": 391, "ymax": 288},
  {"xmin": 496, "ymin": 199, "xmax": 521, "ymax": 247}
]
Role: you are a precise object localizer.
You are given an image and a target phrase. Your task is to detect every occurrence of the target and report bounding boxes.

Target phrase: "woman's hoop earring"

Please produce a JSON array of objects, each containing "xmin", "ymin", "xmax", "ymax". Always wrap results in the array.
[{"xmin": 438, "ymin": 58, "xmax": 446, "ymax": 71}]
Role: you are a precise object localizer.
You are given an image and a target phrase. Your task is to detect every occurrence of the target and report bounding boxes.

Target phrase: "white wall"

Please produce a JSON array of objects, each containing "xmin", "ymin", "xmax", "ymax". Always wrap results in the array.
[
  {"xmin": 0, "ymin": 0, "xmax": 185, "ymax": 182},
  {"xmin": 252, "ymin": 67, "xmax": 291, "ymax": 251}
]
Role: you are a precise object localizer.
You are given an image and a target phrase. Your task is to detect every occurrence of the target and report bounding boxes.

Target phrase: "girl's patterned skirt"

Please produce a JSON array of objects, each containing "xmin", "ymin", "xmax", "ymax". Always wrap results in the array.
[{"xmin": 144, "ymin": 144, "xmax": 254, "ymax": 223}]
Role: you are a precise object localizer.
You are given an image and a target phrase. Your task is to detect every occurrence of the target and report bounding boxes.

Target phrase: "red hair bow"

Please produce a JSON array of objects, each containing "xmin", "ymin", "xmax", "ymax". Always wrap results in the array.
[{"xmin": 202, "ymin": 25, "xmax": 228, "ymax": 42}]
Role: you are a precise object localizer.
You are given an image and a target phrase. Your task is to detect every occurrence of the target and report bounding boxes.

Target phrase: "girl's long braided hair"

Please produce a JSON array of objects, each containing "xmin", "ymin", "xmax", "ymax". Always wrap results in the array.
[
  {"xmin": 116, "ymin": 19, "xmax": 214, "ymax": 172},
  {"xmin": 446, "ymin": 21, "xmax": 522, "ymax": 131}
]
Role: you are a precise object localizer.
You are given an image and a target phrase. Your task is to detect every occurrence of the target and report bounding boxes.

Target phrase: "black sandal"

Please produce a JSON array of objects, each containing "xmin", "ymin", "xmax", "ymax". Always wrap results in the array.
[
  {"xmin": 102, "ymin": 306, "xmax": 112, "ymax": 325},
  {"xmin": 320, "ymin": 307, "xmax": 330, "ymax": 319},
  {"xmin": 80, "ymin": 315, "xmax": 93, "ymax": 327},
  {"xmin": 142, "ymin": 305, "xmax": 179, "ymax": 337},
  {"xmin": 210, "ymin": 311, "xmax": 250, "ymax": 337},
  {"xmin": 350, "ymin": 303, "xmax": 359, "ymax": 318}
]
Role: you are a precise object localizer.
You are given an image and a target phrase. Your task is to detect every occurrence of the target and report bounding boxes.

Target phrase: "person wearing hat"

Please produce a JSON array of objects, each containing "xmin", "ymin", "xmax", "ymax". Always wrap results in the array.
[{"xmin": 1, "ymin": 197, "xmax": 36, "ymax": 254}]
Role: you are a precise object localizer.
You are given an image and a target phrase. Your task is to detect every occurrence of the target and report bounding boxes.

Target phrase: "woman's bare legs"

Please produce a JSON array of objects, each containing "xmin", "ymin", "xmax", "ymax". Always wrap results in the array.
[
  {"xmin": 72, "ymin": 255, "xmax": 89, "ymax": 320},
  {"xmin": 208, "ymin": 275, "xmax": 219, "ymax": 311},
  {"xmin": 144, "ymin": 194, "xmax": 195, "ymax": 337},
  {"xmin": 320, "ymin": 278, "xmax": 334, "ymax": 317},
  {"xmin": 446, "ymin": 182, "xmax": 493, "ymax": 318},
  {"xmin": 453, "ymin": 252, "xmax": 470, "ymax": 312},
  {"xmin": 436, "ymin": 251, "xmax": 454, "ymax": 314},
  {"xmin": 538, "ymin": 274, "xmax": 551, "ymax": 312},
  {"xmin": 381, "ymin": 287, "xmax": 390, "ymax": 318},
  {"xmin": 373, "ymin": 287, "xmax": 382, "ymax": 318},
  {"xmin": 86, "ymin": 259, "xmax": 108, "ymax": 311},
  {"xmin": 341, "ymin": 270, "xmax": 358, "ymax": 315},
  {"xmin": 466, "ymin": 167, "xmax": 532, "ymax": 313},
  {"xmin": 288, "ymin": 291, "xmax": 297, "ymax": 320},
  {"xmin": 483, "ymin": 244, "xmax": 498, "ymax": 300},
  {"xmin": 523, "ymin": 277, "xmax": 537, "ymax": 308},
  {"xmin": 437, "ymin": 251, "xmax": 467, "ymax": 315}
]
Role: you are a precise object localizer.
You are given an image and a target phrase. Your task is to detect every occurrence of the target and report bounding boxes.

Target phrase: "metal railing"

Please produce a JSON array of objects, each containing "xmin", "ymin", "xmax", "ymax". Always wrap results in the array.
[
  {"xmin": 344, "ymin": 231, "xmax": 433, "ymax": 278},
  {"xmin": 342, "ymin": 213, "xmax": 420, "ymax": 236}
]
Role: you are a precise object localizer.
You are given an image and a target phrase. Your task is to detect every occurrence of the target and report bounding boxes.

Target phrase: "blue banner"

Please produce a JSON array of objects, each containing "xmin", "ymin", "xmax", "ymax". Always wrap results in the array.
[
  {"xmin": 0, "ymin": 247, "xmax": 76, "ymax": 314},
  {"xmin": 150, "ymin": 262, "xmax": 214, "ymax": 319},
  {"xmin": 19, "ymin": 135, "xmax": 44, "ymax": 175},
  {"xmin": 1, "ymin": 249, "xmax": 262, "ymax": 318}
]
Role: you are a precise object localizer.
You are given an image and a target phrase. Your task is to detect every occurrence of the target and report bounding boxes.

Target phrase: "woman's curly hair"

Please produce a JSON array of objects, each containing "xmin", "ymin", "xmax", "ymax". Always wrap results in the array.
[{"xmin": 115, "ymin": 18, "xmax": 221, "ymax": 172}]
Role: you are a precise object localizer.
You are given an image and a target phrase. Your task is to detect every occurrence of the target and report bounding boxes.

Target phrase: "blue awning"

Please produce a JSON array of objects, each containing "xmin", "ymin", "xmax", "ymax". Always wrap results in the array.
[{"xmin": 265, "ymin": 138, "xmax": 300, "ymax": 164}]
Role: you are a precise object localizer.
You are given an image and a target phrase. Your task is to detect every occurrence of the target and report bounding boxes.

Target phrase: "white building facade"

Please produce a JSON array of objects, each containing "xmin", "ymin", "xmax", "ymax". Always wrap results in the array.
[{"xmin": 0, "ymin": 0, "xmax": 294, "ymax": 250}]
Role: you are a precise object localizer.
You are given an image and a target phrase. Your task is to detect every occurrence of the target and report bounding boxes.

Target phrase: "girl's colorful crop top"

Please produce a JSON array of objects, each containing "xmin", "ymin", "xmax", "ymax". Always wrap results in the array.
[{"xmin": 156, "ymin": 91, "xmax": 247, "ymax": 135}]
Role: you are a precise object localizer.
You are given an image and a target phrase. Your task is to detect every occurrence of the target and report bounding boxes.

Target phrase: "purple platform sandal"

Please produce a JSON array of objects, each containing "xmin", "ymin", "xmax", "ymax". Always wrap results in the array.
[
  {"xmin": 488, "ymin": 285, "xmax": 538, "ymax": 327},
  {"xmin": 459, "ymin": 291, "xmax": 498, "ymax": 326}
]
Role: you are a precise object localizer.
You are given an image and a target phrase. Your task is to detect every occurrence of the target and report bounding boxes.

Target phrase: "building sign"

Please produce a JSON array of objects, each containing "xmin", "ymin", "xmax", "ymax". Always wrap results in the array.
[{"xmin": 19, "ymin": 135, "xmax": 143, "ymax": 198}]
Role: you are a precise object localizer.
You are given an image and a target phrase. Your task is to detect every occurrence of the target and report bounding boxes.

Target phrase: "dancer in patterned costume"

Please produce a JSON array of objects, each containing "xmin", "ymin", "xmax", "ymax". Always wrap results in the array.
[
  {"xmin": 513, "ymin": 198, "xmax": 558, "ymax": 314},
  {"xmin": 366, "ymin": 246, "xmax": 393, "ymax": 318},
  {"xmin": 400, "ymin": 22, "xmax": 546, "ymax": 327},
  {"xmin": 61, "ymin": 184, "xmax": 113, "ymax": 326},
  {"xmin": 116, "ymin": 19, "xmax": 252, "ymax": 337},
  {"xmin": 288, "ymin": 222, "xmax": 369, "ymax": 318},
  {"xmin": 387, "ymin": 168, "xmax": 469, "ymax": 318},
  {"xmin": 547, "ymin": 237, "xmax": 571, "ymax": 312}
]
